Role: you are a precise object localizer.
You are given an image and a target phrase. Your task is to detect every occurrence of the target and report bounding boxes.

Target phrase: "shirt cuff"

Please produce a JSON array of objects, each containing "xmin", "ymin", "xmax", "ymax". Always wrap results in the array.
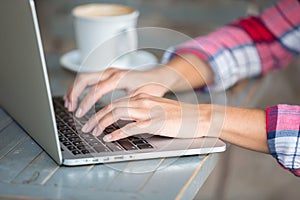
[{"xmin": 266, "ymin": 104, "xmax": 300, "ymax": 177}]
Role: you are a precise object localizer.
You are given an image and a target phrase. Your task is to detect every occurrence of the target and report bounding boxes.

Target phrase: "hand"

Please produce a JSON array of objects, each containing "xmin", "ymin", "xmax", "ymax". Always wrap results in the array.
[
  {"xmin": 64, "ymin": 53, "xmax": 214, "ymax": 118},
  {"xmin": 81, "ymin": 92, "xmax": 269, "ymax": 154},
  {"xmin": 81, "ymin": 93, "xmax": 208, "ymax": 142},
  {"xmin": 64, "ymin": 67, "xmax": 171, "ymax": 118}
]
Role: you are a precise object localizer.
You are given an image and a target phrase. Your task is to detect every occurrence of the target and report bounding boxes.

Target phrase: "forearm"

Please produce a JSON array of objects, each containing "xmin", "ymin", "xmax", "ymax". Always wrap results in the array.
[{"xmin": 201, "ymin": 104, "xmax": 269, "ymax": 153}]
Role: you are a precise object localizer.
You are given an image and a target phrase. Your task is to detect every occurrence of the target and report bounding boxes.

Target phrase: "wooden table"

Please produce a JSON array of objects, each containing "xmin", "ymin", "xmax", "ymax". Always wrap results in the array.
[{"xmin": 0, "ymin": 54, "xmax": 262, "ymax": 200}]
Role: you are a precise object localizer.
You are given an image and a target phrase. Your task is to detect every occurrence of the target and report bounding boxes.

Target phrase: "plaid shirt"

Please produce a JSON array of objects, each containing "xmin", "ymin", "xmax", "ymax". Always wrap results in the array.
[{"xmin": 163, "ymin": 0, "xmax": 300, "ymax": 176}]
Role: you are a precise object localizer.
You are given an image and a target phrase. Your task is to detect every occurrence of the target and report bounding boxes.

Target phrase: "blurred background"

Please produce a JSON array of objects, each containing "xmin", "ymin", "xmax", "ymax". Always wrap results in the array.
[{"xmin": 35, "ymin": 0, "xmax": 300, "ymax": 199}]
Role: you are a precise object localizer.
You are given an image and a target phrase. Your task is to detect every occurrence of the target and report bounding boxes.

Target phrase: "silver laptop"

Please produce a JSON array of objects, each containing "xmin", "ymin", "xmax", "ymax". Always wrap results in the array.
[{"xmin": 0, "ymin": 0, "xmax": 226, "ymax": 166}]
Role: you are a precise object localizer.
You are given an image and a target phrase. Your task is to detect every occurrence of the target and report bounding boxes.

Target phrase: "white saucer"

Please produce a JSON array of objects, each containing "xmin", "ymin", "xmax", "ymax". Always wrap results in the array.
[{"xmin": 60, "ymin": 49, "xmax": 158, "ymax": 73}]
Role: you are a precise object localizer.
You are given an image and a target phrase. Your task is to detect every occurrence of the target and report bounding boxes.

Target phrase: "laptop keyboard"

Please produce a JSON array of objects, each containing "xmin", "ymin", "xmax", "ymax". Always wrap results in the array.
[{"xmin": 53, "ymin": 98, "xmax": 153, "ymax": 156}]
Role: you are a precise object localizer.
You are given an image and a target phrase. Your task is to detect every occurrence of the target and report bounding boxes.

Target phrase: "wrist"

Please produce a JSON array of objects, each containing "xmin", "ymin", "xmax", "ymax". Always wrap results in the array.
[
  {"xmin": 147, "ymin": 65, "xmax": 181, "ymax": 94},
  {"xmin": 198, "ymin": 104, "xmax": 225, "ymax": 138},
  {"xmin": 156, "ymin": 53, "xmax": 214, "ymax": 92}
]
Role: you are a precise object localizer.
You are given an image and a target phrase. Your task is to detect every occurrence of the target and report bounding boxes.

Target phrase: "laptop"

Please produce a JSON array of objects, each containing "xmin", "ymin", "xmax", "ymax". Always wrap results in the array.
[{"xmin": 0, "ymin": 0, "xmax": 226, "ymax": 166}]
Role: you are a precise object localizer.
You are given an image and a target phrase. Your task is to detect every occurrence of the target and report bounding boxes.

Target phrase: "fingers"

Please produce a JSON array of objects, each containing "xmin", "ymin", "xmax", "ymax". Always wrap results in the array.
[
  {"xmin": 103, "ymin": 121, "xmax": 151, "ymax": 142},
  {"xmin": 75, "ymin": 71, "xmax": 125, "ymax": 118},
  {"xmin": 80, "ymin": 94, "xmax": 142, "ymax": 131},
  {"xmin": 81, "ymin": 94, "xmax": 156, "ymax": 142},
  {"xmin": 81, "ymin": 93, "xmax": 180, "ymax": 142},
  {"xmin": 65, "ymin": 68, "xmax": 120, "ymax": 112},
  {"xmin": 65, "ymin": 72, "xmax": 101, "ymax": 111},
  {"xmin": 84, "ymin": 105, "xmax": 149, "ymax": 135}
]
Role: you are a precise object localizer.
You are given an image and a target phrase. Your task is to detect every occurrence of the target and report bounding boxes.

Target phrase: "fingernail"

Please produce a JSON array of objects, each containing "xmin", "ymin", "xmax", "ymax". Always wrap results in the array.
[
  {"xmin": 64, "ymin": 99, "xmax": 69, "ymax": 108},
  {"xmin": 92, "ymin": 127, "xmax": 98, "ymax": 135},
  {"xmin": 82, "ymin": 123, "xmax": 89, "ymax": 132},
  {"xmin": 103, "ymin": 134, "xmax": 112, "ymax": 142},
  {"xmin": 75, "ymin": 108, "xmax": 82, "ymax": 118},
  {"xmin": 68, "ymin": 102, "xmax": 72, "ymax": 112}
]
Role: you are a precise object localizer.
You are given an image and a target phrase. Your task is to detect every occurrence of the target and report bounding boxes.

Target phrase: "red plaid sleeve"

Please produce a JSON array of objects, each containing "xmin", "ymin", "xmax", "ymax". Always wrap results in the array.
[{"xmin": 162, "ymin": 0, "xmax": 300, "ymax": 91}]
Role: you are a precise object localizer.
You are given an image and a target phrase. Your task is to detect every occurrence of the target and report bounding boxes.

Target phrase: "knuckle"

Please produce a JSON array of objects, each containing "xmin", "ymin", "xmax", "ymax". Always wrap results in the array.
[
  {"xmin": 111, "ymin": 107, "xmax": 119, "ymax": 114},
  {"xmin": 76, "ymin": 74, "xmax": 86, "ymax": 83},
  {"xmin": 100, "ymin": 114, "xmax": 111, "ymax": 124},
  {"xmin": 98, "ymin": 115, "xmax": 113, "ymax": 129},
  {"xmin": 97, "ymin": 123, "xmax": 106, "ymax": 132},
  {"xmin": 111, "ymin": 71, "xmax": 125, "ymax": 85},
  {"xmin": 93, "ymin": 85, "xmax": 104, "ymax": 99},
  {"xmin": 141, "ymin": 97, "xmax": 153, "ymax": 107},
  {"xmin": 111, "ymin": 107, "xmax": 124, "ymax": 118},
  {"xmin": 112, "ymin": 70, "xmax": 123, "ymax": 78},
  {"xmin": 105, "ymin": 103, "xmax": 113, "ymax": 111},
  {"xmin": 137, "ymin": 93, "xmax": 149, "ymax": 99},
  {"xmin": 104, "ymin": 67, "xmax": 115, "ymax": 73},
  {"xmin": 132, "ymin": 93, "xmax": 151, "ymax": 102},
  {"xmin": 99, "ymin": 106, "xmax": 111, "ymax": 116}
]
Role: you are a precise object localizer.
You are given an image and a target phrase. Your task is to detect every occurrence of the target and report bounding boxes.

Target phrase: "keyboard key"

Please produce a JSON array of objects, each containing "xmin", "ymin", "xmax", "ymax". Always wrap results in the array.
[
  {"xmin": 56, "ymin": 121, "xmax": 65, "ymax": 127},
  {"xmin": 105, "ymin": 142, "xmax": 124, "ymax": 152},
  {"xmin": 104, "ymin": 124, "xmax": 117, "ymax": 133},
  {"xmin": 88, "ymin": 141, "xmax": 102, "ymax": 147},
  {"xmin": 73, "ymin": 141, "xmax": 84, "ymax": 146},
  {"xmin": 128, "ymin": 136, "xmax": 141, "ymax": 141},
  {"xmin": 72, "ymin": 150, "xmax": 81, "ymax": 155},
  {"xmin": 68, "ymin": 121, "xmax": 76, "ymax": 127},
  {"xmin": 84, "ymin": 137, "xmax": 98, "ymax": 142},
  {"xmin": 68, "ymin": 137, "xmax": 81, "ymax": 142},
  {"xmin": 65, "ymin": 133, "xmax": 77, "ymax": 138},
  {"xmin": 58, "ymin": 124, "xmax": 68, "ymax": 130},
  {"xmin": 81, "ymin": 149, "xmax": 90, "ymax": 154},
  {"xmin": 93, "ymin": 145, "xmax": 110, "ymax": 153},
  {"xmin": 83, "ymin": 137, "xmax": 101, "ymax": 146},
  {"xmin": 117, "ymin": 140, "xmax": 138, "ymax": 151},
  {"xmin": 59, "ymin": 136, "xmax": 67, "ymax": 142},
  {"xmin": 131, "ymin": 139, "xmax": 148, "ymax": 145},
  {"xmin": 137, "ymin": 144, "xmax": 153, "ymax": 149},
  {"xmin": 74, "ymin": 125, "xmax": 82, "ymax": 131},
  {"xmin": 77, "ymin": 145, "xmax": 88, "ymax": 151},
  {"xmin": 67, "ymin": 146, "xmax": 76, "ymax": 151},
  {"xmin": 80, "ymin": 133, "xmax": 94, "ymax": 138},
  {"xmin": 63, "ymin": 142, "xmax": 72, "ymax": 146},
  {"xmin": 61, "ymin": 129, "xmax": 74, "ymax": 135}
]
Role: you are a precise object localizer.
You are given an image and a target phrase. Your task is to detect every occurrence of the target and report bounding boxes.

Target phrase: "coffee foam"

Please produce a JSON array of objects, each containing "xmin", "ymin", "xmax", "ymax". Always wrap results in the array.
[{"xmin": 73, "ymin": 4, "xmax": 134, "ymax": 17}]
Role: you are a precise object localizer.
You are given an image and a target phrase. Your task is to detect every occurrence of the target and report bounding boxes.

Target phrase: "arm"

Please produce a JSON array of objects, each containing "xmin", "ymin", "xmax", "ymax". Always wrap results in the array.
[
  {"xmin": 81, "ymin": 95, "xmax": 268, "ymax": 153},
  {"xmin": 163, "ymin": 0, "xmax": 300, "ymax": 91},
  {"xmin": 83, "ymin": 96, "xmax": 300, "ymax": 177},
  {"xmin": 202, "ymin": 105, "xmax": 269, "ymax": 153},
  {"xmin": 163, "ymin": 0, "xmax": 300, "ymax": 177},
  {"xmin": 65, "ymin": 0, "xmax": 300, "ymax": 177},
  {"xmin": 67, "ymin": 0, "xmax": 300, "ymax": 117}
]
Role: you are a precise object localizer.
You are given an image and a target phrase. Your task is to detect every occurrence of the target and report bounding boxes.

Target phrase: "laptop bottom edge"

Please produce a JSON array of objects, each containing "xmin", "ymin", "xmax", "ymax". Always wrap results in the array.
[{"xmin": 62, "ymin": 145, "xmax": 226, "ymax": 166}]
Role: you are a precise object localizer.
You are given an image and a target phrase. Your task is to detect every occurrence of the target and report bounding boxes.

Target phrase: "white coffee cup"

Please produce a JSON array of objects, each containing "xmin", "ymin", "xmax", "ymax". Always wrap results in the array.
[{"xmin": 72, "ymin": 4, "xmax": 139, "ymax": 72}]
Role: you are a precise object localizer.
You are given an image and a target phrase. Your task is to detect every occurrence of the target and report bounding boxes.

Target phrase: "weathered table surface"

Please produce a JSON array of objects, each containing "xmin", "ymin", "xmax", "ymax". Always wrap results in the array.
[{"xmin": 0, "ymin": 53, "xmax": 262, "ymax": 200}]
